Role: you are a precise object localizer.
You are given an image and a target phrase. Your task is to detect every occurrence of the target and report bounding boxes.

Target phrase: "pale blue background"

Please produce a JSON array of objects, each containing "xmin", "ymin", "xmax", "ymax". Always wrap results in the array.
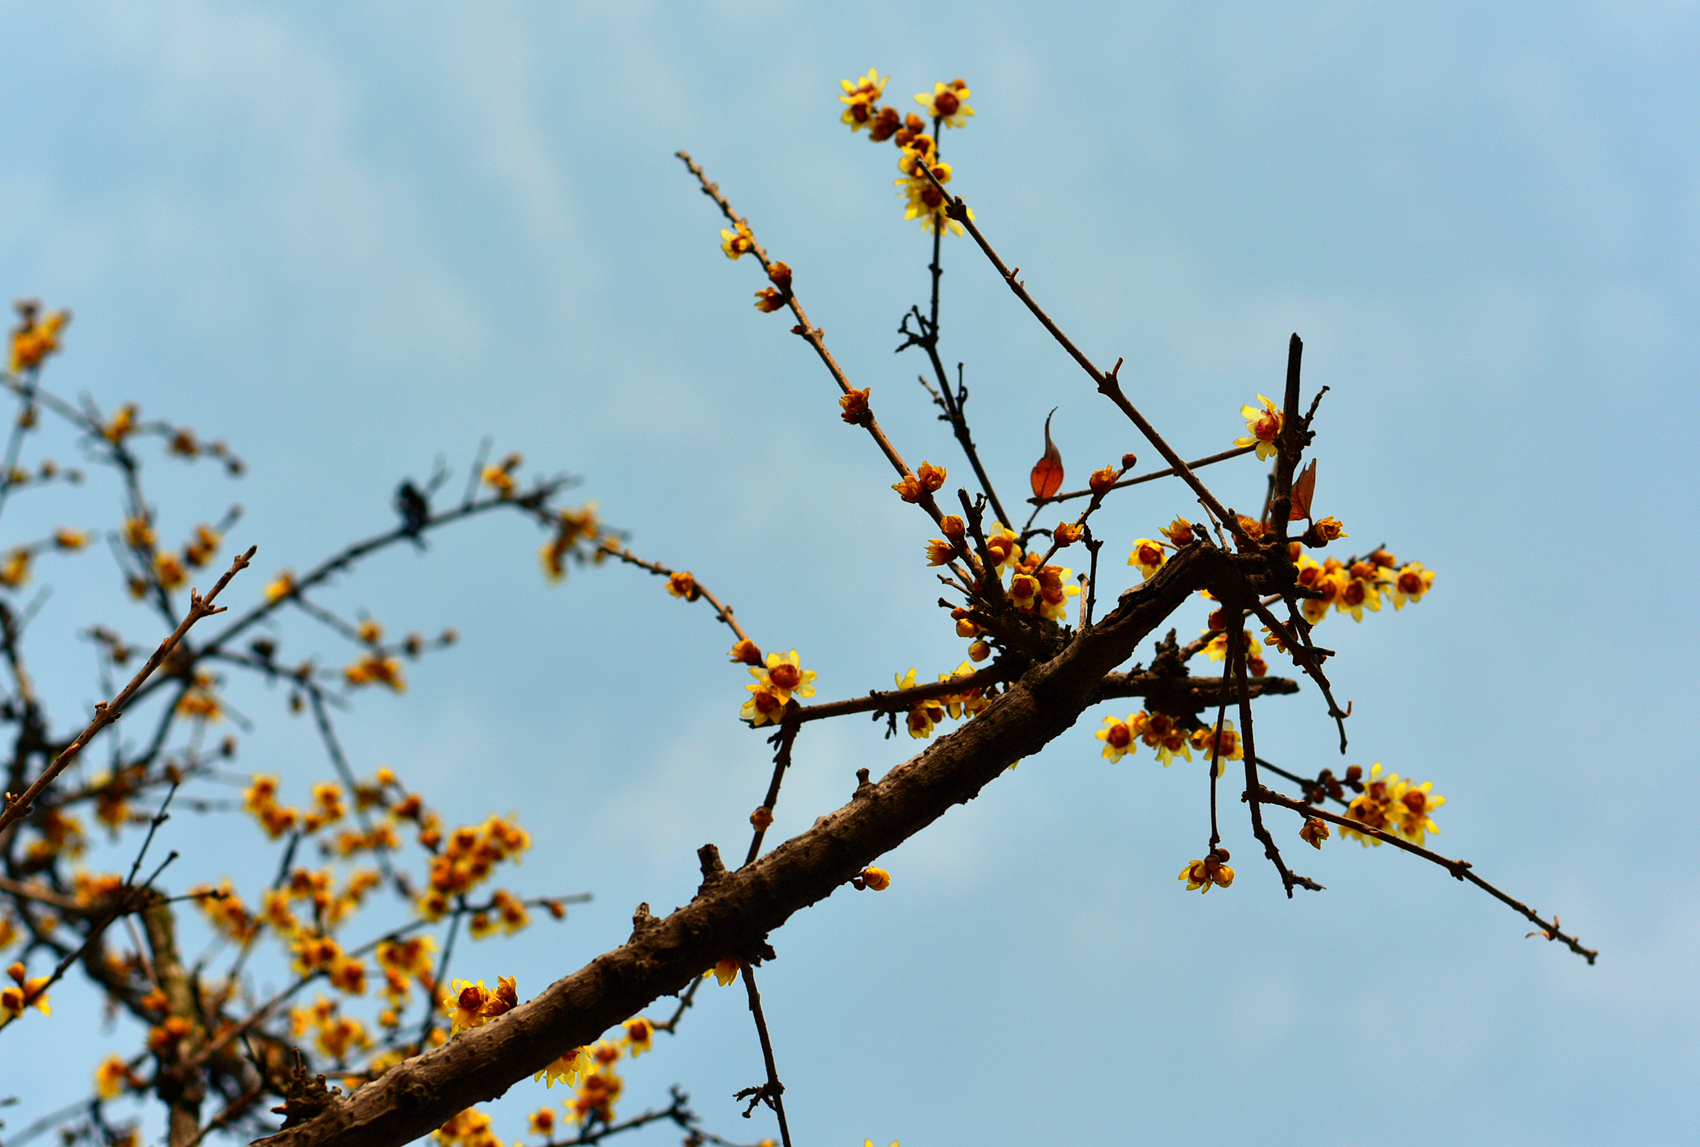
[{"xmin": 0, "ymin": 3, "xmax": 1693, "ymax": 1144}]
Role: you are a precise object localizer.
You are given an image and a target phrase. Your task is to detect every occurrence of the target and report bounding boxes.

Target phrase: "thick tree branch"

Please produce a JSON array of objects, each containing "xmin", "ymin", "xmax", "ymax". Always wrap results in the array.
[{"xmin": 253, "ymin": 542, "xmax": 1224, "ymax": 1147}]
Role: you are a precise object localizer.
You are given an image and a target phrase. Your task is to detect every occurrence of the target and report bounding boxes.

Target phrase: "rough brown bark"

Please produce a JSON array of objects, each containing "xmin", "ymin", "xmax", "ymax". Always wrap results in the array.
[{"xmin": 255, "ymin": 541, "xmax": 1255, "ymax": 1147}]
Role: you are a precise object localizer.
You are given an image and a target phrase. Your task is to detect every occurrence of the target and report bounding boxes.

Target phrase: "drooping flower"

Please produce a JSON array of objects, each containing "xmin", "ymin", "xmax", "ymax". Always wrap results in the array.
[
  {"xmin": 535, "ymin": 1045, "xmax": 592, "ymax": 1089},
  {"xmin": 1178, "ymin": 851, "xmax": 1234, "ymax": 893},
  {"xmin": 1300, "ymin": 817, "xmax": 1330, "ymax": 849}
]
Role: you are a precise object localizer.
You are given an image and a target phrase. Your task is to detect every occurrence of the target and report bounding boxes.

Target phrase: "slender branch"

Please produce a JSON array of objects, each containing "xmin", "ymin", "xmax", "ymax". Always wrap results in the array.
[
  {"xmin": 1253, "ymin": 787, "xmax": 1597, "ymax": 963},
  {"xmin": 0, "ymin": 546, "xmax": 254, "ymax": 835},
  {"xmin": 738, "ymin": 966, "xmax": 792, "ymax": 1147},
  {"xmin": 1038, "ymin": 445, "xmax": 1257, "ymax": 505},
  {"xmin": 915, "ymin": 167, "xmax": 1255, "ymax": 551}
]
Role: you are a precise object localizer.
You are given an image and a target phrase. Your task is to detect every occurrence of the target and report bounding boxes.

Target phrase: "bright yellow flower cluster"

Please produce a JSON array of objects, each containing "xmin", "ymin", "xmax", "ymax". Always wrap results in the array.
[
  {"xmin": 1094, "ymin": 711, "xmax": 1194, "ymax": 766},
  {"xmin": 1295, "ymin": 550, "xmax": 1434, "ymax": 625},
  {"xmin": 564, "ymin": 1040, "xmax": 628, "ymax": 1126},
  {"xmin": 837, "ymin": 71, "xmax": 977, "ymax": 235},
  {"xmin": 290, "ymin": 994, "xmax": 373, "ymax": 1062},
  {"xmin": 1179, "ymin": 850, "xmax": 1235, "ymax": 893},
  {"xmin": 1, "ymin": 961, "xmax": 51, "ymax": 1022},
  {"xmin": 418, "ymin": 814, "xmax": 531, "ymax": 920},
  {"xmin": 8, "ymin": 299, "xmax": 70, "ymax": 373},
  {"xmin": 893, "ymin": 663, "xmax": 988, "ymax": 740},
  {"xmin": 441, "ymin": 973, "xmax": 518, "ymax": 1036},
  {"xmin": 1340, "ymin": 763, "xmax": 1446, "ymax": 847}
]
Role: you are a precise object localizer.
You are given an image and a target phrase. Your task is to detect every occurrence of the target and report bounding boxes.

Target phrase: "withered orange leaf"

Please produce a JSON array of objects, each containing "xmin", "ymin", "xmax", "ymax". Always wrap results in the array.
[
  {"xmin": 1289, "ymin": 459, "xmax": 1316, "ymax": 522},
  {"xmin": 1030, "ymin": 407, "xmax": 1064, "ymax": 500}
]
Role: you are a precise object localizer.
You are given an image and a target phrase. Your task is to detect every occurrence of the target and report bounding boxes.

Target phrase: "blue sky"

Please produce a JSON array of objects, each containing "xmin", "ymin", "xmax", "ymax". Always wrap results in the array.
[{"xmin": 1, "ymin": 3, "xmax": 1695, "ymax": 1144}]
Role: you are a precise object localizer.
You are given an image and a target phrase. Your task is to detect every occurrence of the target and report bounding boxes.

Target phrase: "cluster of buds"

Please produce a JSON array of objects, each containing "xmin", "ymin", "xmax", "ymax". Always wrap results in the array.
[{"xmin": 1179, "ymin": 849, "xmax": 1235, "ymax": 893}]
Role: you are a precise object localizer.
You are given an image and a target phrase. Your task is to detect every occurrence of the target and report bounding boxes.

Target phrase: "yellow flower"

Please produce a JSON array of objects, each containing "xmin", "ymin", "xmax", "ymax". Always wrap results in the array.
[
  {"xmin": 1234, "ymin": 394, "xmax": 1283, "ymax": 460},
  {"xmin": 704, "ymin": 957, "xmax": 739, "ymax": 986},
  {"xmin": 1128, "ymin": 539, "xmax": 1165, "ymax": 579},
  {"xmin": 2, "ymin": 962, "xmax": 51, "ymax": 1018},
  {"xmin": 740, "ymin": 685, "xmax": 786, "ymax": 727},
  {"xmin": 1189, "ymin": 719, "xmax": 1244, "ymax": 777},
  {"xmin": 537, "ymin": 1045, "xmax": 595, "ymax": 1093},
  {"xmin": 0, "ymin": 549, "xmax": 29, "ymax": 588},
  {"xmin": 858, "ymin": 866, "xmax": 891, "ymax": 891},
  {"xmin": 442, "ymin": 979, "xmax": 492, "ymax": 1035},
  {"xmin": 9, "ymin": 301, "xmax": 70, "ymax": 372},
  {"xmin": 1390, "ymin": 561, "xmax": 1435, "ymax": 609},
  {"xmin": 1300, "ymin": 817, "xmax": 1330, "ymax": 849},
  {"xmin": 1341, "ymin": 764, "xmax": 1394, "ymax": 846},
  {"xmin": 1095, "ymin": 714, "xmax": 1138, "ymax": 762},
  {"xmin": 263, "ymin": 569, "xmax": 295, "ymax": 602},
  {"xmin": 720, "ymin": 223, "xmax": 755, "ymax": 260},
  {"xmin": 750, "ymin": 649, "xmax": 817, "ymax": 702},
  {"xmin": 53, "ymin": 528, "xmax": 88, "ymax": 550},
  {"xmin": 95, "ymin": 1053, "xmax": 131, "ymax": 1098},
  {"xmin": 665, "ymin": 571, "xmax": 697, "ymax": 600},
  {"xmin": 916, "ymin": 78, "xmax": 974, "ymax": 127},
  {"xmin": 622, "ymin": 1016, "xmax": 654, "ymax": 1057},
  {"xmin": 1178, "ymin": 851, "xmax": 1234, "ymax": 893},
  {"xmin": 154, "ymin": 552, "xmax": 187, "ymax": 590},
  {"xmin": 1388, "ymin": 776, "xmax": 1445, "ymax": 845}
]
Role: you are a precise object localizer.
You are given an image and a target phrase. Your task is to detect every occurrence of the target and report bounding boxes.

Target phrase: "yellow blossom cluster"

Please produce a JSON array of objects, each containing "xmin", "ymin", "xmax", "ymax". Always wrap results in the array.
[
  {"xmin": 540, "ymin": 502, "xmax": 607, "ymax": 583},
  {"xmin": 1, "ymin": 960, "xmax": 51, "ymax": 1022},
  {"xmin": 929, "ymin": 521, "xmax": 1080, "ymax": 659},
  {"xmin": 441, "ymin": 973, "xmax": 518, "ymax": 1036},
  {"xmin": 1094, "ymin": 711, "xmax": 1197, "ymax": 766},
  {"xmin": 1340, "ymin": 763, "xmax": 1446, "ymax": 847},
  {"xmin": 837, "ymin": 70, "xmax": 977, "ymax": 235},
  {"xmin": 290, "ymin": 994, "xmax": 374, "ymax": 1063},
  {"xmin": 565, "ymin": 1040, "xmax": 627, "ymax": 1126},
  {"xmin": 1295, "ymin": 550, "xmax": 1434, "ymax": 625},
  {"xmin": 8, "ymin": 299, "xmax": 70, "ymax": 373},
  {"xmin": 417, "ymin": 813, "xmax": 531, "ymax": 921},
  {"xmin": 1179, "ymin": 850, "xmax": 1235, "ymax": 893},
  {"xmin": 892, "ymin": 663, "xmax": 988, "ymax": 741}
]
